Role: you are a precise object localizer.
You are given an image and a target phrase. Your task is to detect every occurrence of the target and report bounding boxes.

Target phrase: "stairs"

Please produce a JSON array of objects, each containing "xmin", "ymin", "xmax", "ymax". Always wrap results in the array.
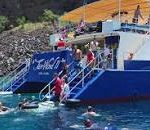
[
  {"xmin": 73, "ymin": 69, "xmax": 105, "ymax": 99},
  {"xmin": 0, "ymin": 59, "xmax": 30, "ymax": 94},
  {"xmin": 67, "ymin": 69, "xmax": 104, "ymax": 99},
  {"xmin": 60, "ymin": 51, "xmax": 105, "ymax": 103},
  {"xmin": 39, "ymin": 61, "xmax": 76, "ymax": 101},
  {"xmin": 38, "ymin": 50, "xmax": 105, "ymax": 103}
]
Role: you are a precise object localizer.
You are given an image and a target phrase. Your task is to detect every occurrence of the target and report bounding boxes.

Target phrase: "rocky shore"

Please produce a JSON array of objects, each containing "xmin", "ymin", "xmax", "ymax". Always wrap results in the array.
[{"xmin": 0, "ymin": 28, "xmax": 52, "ymax": 76}]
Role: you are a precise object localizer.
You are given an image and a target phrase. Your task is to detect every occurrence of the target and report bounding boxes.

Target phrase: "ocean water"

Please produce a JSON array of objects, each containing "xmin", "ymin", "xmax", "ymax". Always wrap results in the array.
[{"xmin": 0, "ymin": 94, "xmax": 150, "ymax": 130}]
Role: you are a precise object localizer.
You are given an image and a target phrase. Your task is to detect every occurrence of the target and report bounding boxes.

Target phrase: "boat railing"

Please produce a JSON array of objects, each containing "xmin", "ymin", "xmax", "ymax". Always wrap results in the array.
[
  {"xmin": 67, "ymin": 51, "xmax": 102, "ymax": 86},
  {"xmin": 0, "ymin": 59, "xmax": 30, "ymax": 92},
  {"xmin": 60, "ymin": 51, "xmax": 104, "ymax": 103},
  {"xmin": 121, "ymin": 22, "xmax": 150, "ymax": 34},
  {"xmin": 38, "ymin": 78, "xmax": 55, "ymax": 101},
  {"xmin": 73, "ymin": 68, "xmax": 105, "ymax": 99},
  {"xmin": 5, "ymin": 66, "xmax": 29, "ymax": 92},
  {"xmin": 39, "ymin": 61, "xmax": 75, "ymax": 101}
]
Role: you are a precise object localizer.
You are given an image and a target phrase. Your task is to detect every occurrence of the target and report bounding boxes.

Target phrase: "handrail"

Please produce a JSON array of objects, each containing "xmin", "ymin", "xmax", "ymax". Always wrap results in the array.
[
  {"xmin": 0, "ymin": 59, "xmax": 30, "ymax": 84},
  {"xmin": 60, "ymin": 66, "xmax": 95, "ymax": 103},
  {"xmin": 5, "ymin": 68, "xmax": 28, "ymax": 92},
  {"xmin": 60, "ymin": 51, "xmax": 104, "ymax": 103},
  {"xmin": 39, "ymin": 78, "xmax": 55, "ymax": 101},
  {"xmin": 67, "ymin": 51, "xmax": 103, "ymax": 86},
  {"xmin": 39, "ymin": 61, "xmax": 74, "ymax": 101},
  {"xmin": 73, "ymin": 68, "xmax": 105, "ymax": 99},
  {"xmin": 121, "ymin": 23, "xmax": 150, "ymax": 32},
  {"xmin": 4, "ymin": 62, "xmax": 30, "ymax": 92},
  {"xmin": 0, "ymin": 59, "xmax": 30, "ymax": 91}
]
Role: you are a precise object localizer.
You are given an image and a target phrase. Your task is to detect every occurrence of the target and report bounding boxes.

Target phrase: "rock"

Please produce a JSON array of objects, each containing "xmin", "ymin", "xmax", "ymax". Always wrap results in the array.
[{"xmin": 0, "ymin": 28, "xmax": 52, "ymax": 75}]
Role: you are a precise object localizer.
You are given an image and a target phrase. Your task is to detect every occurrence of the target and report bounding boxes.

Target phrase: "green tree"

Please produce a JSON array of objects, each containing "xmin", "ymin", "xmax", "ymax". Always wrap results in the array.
[
  {"xmin": 16, "ymin": 16, "xmax": 26, "ymax": 29},
  {"xmin": 39, "ymin": 9, "xmax": 58, "ymax": 24},
  {"xmin": 0, "ymin": 16, "xmax": 8, "ymax": 33}
]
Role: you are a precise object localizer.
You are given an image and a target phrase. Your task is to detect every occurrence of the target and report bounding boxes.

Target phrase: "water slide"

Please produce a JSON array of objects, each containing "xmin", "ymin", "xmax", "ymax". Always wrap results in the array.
[
  {"xmin": 133, "ymin": 37, "xmax": 150, "ymax": 60},
  {"xmin": 117, "ymin": 32, "xmax": 149, "ymax": 69}
]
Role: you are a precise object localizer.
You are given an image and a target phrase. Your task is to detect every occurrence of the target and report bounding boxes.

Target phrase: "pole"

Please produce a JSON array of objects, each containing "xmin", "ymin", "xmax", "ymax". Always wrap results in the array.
[
  {"xmin": 83, "ymin": 0, "xmax": 87, "ymax": 22},
  {"xmin": 148, "ymin": 0, "xmax": 150, "ymax": 33},
  {"xmin": 118, "ymin": 0, "xmax": 121, "ymax": 22}
]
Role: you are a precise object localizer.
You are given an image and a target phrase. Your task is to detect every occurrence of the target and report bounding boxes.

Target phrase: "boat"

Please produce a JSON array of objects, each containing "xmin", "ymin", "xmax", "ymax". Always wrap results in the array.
[{"xmin": 1, "ymin": 0, "xmax": 150, "ymax": 104}]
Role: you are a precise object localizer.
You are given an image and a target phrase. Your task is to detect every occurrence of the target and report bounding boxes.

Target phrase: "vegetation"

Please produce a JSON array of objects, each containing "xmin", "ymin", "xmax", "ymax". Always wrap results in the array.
[
  {"xmin": 16, "ymin": 16, "xmax": 27, "ymax": 29},
  {"xmin": 22, "ymin": 22, "xmax": 50, "ymax": 32},
  {"xmin": 39, "ymin": 9, "xmax": 58, "ymax": 24},
  {"xmin": 0, "ymin": 9, "xmax": 59, "ymax": 33},
  {"xmin": 0, "ymin": 16, "xmax": 9, "ymax": 33}
]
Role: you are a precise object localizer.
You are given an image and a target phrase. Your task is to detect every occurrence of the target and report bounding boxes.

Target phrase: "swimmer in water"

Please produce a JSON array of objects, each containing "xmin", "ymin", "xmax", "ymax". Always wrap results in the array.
[
  {"xmin": 82, "ymin": 106, "xmax": 97, "ymax": 117},
  {"xmin": 104, "ymin": 123, "xmax": 118, "ymax": 130},
  {"xmin": 18, "ymin": 98, "xmax": 39, "ymax": 110},
  {"xmin": 84, "ymin": 118, "xmax": 93, "ymax": 128},
  {"xmin": 0, "ymin": 102, "xmax": 9, "ymax": 112},
  {"xmin": 18, "ymin": 98, "xmax": 30, "ymax": 109}
]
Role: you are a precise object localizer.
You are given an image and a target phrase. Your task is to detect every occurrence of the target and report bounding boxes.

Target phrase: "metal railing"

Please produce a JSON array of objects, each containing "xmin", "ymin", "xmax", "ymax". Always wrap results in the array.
[
  {"xmin": 73, "ymin": 69, "xmax": 105, "ymax": 99},
  {"xmin": 0, "ymin": 59, "xmax": 30, "ymax": 92},
  {"xmin": 60, "ymin": 51, "xmax": 104, "ymax": 103},
  {"xmin": 39, "ymin": 61, "xmax": 75, "ymax": 101},
  {"xmin": 39, "ymin": 78, "xmax": 55, "ymax": 101},
  {"xmin": 5, "ymin": 64, "xmax": 30, "ymax": 92},
  {"xmin": 121, "ymin": 23, "xmax": 150, "ymax": 34}
]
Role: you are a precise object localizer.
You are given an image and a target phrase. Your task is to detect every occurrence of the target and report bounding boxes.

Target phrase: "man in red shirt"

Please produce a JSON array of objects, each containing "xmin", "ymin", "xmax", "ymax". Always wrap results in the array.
[
  {"xmin": 57, "ymin": 38, "xmax": 66, "ymax": 50},
  {"xmin": 53, "ymin": 73, "xmax": 62, "ymax": 102}
]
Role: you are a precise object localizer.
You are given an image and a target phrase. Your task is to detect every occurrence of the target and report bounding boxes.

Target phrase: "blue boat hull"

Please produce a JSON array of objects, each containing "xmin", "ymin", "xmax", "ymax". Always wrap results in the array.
[
  {"xmin": 14, "ymin": 82, "xmax": 48, "ymax": 94},
  {"xmin": 12, "ymin": 50, "xmax": 150, "ymax": 104},
  {"xmin": 15, "ymin": 70, "xmax": 150, "ymax": 104},
  {"xmin": 76, "ymin": 70, "xmax": 150, "ymax": 104}
]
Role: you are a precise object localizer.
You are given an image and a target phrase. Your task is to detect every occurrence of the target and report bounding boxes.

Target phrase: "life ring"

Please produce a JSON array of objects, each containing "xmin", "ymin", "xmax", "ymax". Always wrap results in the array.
[
  {"xmin": 21, "ymin": 103, "xmax": 39, "ymax": 109},
  {"xmin": 65, "ymin": 99, "xmax": 81, "ymax": 108}
]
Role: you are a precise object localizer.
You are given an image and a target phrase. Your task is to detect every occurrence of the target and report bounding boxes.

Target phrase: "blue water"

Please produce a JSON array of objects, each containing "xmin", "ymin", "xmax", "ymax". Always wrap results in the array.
[{"xmin": 0, "ymin": 94, "xmax": 150, "ymax": 130}]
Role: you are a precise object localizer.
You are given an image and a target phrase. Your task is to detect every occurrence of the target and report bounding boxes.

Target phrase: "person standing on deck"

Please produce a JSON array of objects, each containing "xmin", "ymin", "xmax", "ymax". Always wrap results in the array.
[
  {"xmin": 146, "ymin": 14, "xmax": 150, "ymax": 25},
  {"xmin": 74, "ymin": 46, "xmax": 83, "ymax": 72},
  {"xmin": 90, "ymin": 40, "xmax": 99, "ymax": 57},
  {"xmin": 132, "ymin": 5, "xmax": 144, "ymax": 24},
  {"xmin": 87, "ymin": 48, "xmax": 95, "ymax": 68},
  {"xmin": 57, "ymin": 38, "xmax": 66, "ymax": 50}
]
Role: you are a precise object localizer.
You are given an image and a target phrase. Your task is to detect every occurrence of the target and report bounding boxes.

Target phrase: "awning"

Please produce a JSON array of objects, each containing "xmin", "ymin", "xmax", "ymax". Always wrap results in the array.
[{"xmin": 60, "ymin": 0, "xmax": 150, "ymax": 23}]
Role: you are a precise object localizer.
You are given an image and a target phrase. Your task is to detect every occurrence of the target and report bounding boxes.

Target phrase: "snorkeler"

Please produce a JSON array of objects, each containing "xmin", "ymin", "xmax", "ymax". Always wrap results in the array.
[{"xmin": 0, "ymin": 102, "xmax": 10, "ymax": 112}]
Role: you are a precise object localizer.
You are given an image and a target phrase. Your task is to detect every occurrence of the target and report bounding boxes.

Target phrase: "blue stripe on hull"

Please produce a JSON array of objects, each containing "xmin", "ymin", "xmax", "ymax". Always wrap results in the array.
[
  {"xmin": 76, "ymin": 70, "xmax": 150, "ymax": 104},
  {"xmin": 79, "ymin": 95, "xmax": 150, "ymax": 104}
]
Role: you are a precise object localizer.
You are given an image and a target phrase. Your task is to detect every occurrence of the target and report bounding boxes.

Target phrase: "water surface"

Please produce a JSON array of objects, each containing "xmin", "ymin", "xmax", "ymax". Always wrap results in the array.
[{"xmin": 0, "ymin": 94, "xmax": 150, "ymax": 130}]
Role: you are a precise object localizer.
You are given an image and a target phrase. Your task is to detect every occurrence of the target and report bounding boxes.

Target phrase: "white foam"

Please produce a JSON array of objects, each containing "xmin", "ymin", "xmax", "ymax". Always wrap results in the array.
[
  {"xmin": 0, "ymin": 108, "xmax": 14, "ymax": 115},
  {"xmin": 0, "ymin": 91, "xmax": 13, "ymax": 95}
]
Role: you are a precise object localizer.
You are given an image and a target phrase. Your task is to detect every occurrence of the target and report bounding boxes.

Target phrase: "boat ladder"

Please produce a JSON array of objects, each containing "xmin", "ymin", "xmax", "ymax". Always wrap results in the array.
[
  {"xmin": 0, "ymin": 59, "xmax": 30, "ymax": 94},
  {"xmin": 39, "ymin": 61, "xmax": 75, "ymax": 101},
  {"xmin": 60, "ymin": 51, "xmax": 105, "ymax": 103}
]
